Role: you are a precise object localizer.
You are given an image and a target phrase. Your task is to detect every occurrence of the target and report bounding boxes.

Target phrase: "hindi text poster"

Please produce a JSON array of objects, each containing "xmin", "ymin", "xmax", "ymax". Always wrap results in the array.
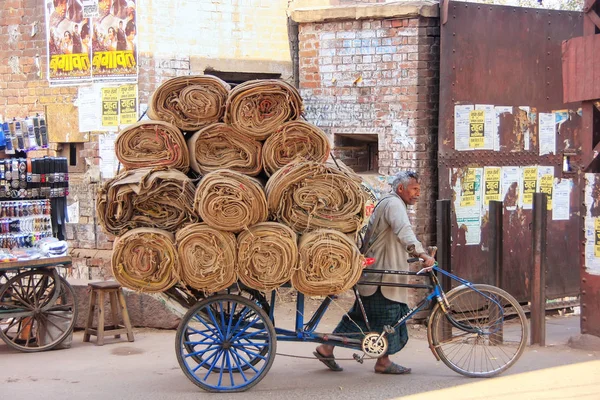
[
  {"xmin": 520, "ymin": 166, "xmax": 538, "ymax": 210},
  {"xmin": 99, "ymin": 132, "xmax": 119, "ymax": 179},
  {"xmin": 77, "ymin": 85, "xmax": 101, "ymax": 132},
  {"xmin": 92, "ymin": 0, "xmax": 137, "ymax": 80},
  {"xmin": 475, "ymin": 104, "xmax": 496, "ymax": 150},
  {"xmin": 539, "ymin": 113, "xmax": 556, "ymax": 156},
  {"xmin": 552, "ymin": 178, "xmax": 571, "ymax": 221},
  {"xmin": 454, "ymin": 105, "xmax": 474, "ymax": 151},
  {"xmin": 537, "ymin": 166, "xmax": 554, "ymax": 210},
  {"xmin": 45, "ymin": 0, "xmax": 92, "ymax": 84},
  {"xmin": 452, "ymin": 168, "xmax": 483, "ymax": 245},
  {"xmin": 119, "ymin": 84, "xmax": 138, "ymax": 125},
  {"xmin": 483, "ymin": 166, "xmax": 502, "ymax": 209},
  {"xmin": 584, "ymin": 174, "xmax": 600, "ymax": 275},
  {"xmin": 469, "ymin": 110, "xmax": 485, "ymax": 149},
  {"xmin": 101, "ymin": 87, "xmax": 119, "ymax": 128}
]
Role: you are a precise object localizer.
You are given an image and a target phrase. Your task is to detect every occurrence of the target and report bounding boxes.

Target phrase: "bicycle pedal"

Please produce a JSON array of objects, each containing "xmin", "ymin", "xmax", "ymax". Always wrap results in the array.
[
  {"xmin": 352, "ymin": 353, "xmax": 364, "ymax": 364},
  {"xmin": 383, "ymin": 325, "xmax": 395, "ymax": 334}
]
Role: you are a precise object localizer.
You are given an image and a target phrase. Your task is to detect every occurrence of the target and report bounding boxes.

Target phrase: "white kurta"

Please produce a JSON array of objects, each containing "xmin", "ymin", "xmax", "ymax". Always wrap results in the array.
[{"xmin": 357, "ymin": 193, "xmax": 426, "ymax": 305}]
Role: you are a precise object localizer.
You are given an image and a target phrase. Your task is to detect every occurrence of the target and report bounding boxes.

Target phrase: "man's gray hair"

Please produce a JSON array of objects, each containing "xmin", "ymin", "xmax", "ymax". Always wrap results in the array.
[{"xmin": 391, "ymin": 170, "xmax": 419, "ymax": 193}]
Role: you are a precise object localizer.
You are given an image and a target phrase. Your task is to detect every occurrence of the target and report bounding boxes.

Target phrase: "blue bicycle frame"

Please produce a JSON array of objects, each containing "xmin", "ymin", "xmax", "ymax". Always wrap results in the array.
[{"xmin": 270, "ymin": 263, "xmax": 505, "ymax": 348}]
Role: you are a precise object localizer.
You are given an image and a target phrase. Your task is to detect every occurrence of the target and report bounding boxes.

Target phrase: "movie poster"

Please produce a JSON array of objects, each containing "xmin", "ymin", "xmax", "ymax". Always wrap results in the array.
[
  {"xmin": 45, "ymin": 0, "xmax": 92, "ymax": 83},
  {"xmin": 92, "ymin": 0, "xmax": 137, "ymax": 80}
]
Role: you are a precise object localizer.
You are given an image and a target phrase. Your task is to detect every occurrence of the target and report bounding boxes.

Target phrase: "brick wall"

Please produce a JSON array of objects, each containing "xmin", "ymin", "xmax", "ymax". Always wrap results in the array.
[{"xmin": 296, "ymin": 13, "xmax": 440, "ymax": 250}]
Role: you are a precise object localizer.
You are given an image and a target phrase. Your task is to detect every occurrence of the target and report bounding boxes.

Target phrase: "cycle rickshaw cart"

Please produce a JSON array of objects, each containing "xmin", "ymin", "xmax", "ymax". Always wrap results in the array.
[
  {"xmin": 172, "ymin": 253, "xmax": 529, "ymax": 393},
  {"xmin": 0, "ymin": 256, "xmax": 78, "ymax": 352}
]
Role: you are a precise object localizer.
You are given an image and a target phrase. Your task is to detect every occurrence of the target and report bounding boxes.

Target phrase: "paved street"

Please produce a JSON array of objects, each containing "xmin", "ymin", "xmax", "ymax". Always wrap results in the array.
[{"xmin": 1, "ymin": 313, "xmax": 599, "ymax": 400}]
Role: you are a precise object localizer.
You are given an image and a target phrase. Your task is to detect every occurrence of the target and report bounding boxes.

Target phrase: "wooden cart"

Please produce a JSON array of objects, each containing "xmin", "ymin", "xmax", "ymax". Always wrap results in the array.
[{"xmin": 0, "ymin": 256, "xmax": 78, "ymax": 352}]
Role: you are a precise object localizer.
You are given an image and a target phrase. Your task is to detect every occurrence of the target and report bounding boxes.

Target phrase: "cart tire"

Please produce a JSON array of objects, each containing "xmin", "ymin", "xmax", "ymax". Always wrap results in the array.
[
  {"xmin": 183, "ymin": 288, "xmax": 271, "ymax": 370},
  {"xmin": 176, "ymin": 294, "xmax": 276, "ymax": 392},
  {"xmin": 0, "ymin": 271, "xmax": 77, "ymax": 352}
]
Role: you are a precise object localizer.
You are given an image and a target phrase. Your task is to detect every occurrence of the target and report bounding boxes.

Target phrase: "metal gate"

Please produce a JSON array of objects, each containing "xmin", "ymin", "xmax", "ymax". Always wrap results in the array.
[{"xmin": 438, "ymin": 2, "xmax": 583, "ymax": 302}]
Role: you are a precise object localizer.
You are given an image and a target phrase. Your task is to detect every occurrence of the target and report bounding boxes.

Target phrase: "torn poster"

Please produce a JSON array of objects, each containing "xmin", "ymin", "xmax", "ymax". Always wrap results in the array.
[
  {"xmin": 552, "ymin": 178, "xmax": 571, "ymax": 221},
  {"xmin": 494, "ymin": 106, "xmax": 512, "ymax": 152},
  {"xmin": 452, "ymin": 167, "xmax": 483, "ymax": 245},
  {"xmin": 501, "ymin": 166, "xmax": 520, "ymax": 211},
  {"xmin": 537, "ymin": 166, "xmax": 554, "ymax": 210},
  {"xmin": 584, "ymin": 173, "xmax": 600, "ymax": 275},
  {"xmin": 454, "ymin": 105, "xmax": 474, "ymax": 151},
  {"xmin": 519, "ymin": 106, "xmax": 531, "ymax": 151},
  {"xmin": 539, "ymin": 112, "xmax": 556, "ymax": 156},
  {"xmin": 520, "ymin": 166, "xmax": 538, "ymax": 210}
]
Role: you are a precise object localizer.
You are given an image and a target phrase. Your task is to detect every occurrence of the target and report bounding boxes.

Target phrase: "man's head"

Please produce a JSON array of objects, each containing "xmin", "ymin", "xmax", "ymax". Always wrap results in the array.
[{"xmin": 392, "ymin": 171, "xmax": 420, "ymax": 205}]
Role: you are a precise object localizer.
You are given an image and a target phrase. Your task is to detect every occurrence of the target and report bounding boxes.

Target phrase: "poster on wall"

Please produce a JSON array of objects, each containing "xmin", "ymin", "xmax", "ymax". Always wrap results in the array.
[
  {"xmin": 454, "ymin": 105, "xmax": 473, "ymax": 151},
  {"xmin": 483, "ymin": 166, "xmax": 501, "ymax": 210},
  {"xmin": 92, "ymin": 0, "xmax": 137, "ymax": 80},
  {"xmin": 520, "ymin": 166, "xmax": 538, "ymax": 210},
  {"xmin": 475, "ymin": 104, "xmax": 496, "ymax": 150},
  {"xmin": 45, "ymin": 0, "xmax": 92, "ymax": 84},
  {"xmin": 584, "ymin": 174, "xmax": 600, "ymax": 276},
  {"xmin": 99, "ymin": 132, "xmax": 119, "ymax": 178},
  {"xmin": 539, "ymin": 113, "xmax": 556, "ymax": 156},
  {"xmin": 494, "ymin": 106, "xmax": 513, "ymax": 152},
  {"xmin": 537, "ymin": 166, "xmax": 554, "ymax": 210},
  {"xmin": 501, "ymin": 166, "xmax": 520, "ymax": 211},
  {"xmin": 553, "ymin": 178, "xmax": 571, "ymax": 221},
  {"xmin": 452, "ymin": 167, "xmax": 483, "ymax": 245}
]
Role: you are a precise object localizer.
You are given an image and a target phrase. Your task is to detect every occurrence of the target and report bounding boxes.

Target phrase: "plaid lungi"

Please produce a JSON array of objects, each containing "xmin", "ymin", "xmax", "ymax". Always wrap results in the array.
[{"xmin": 333, "ymin": 288, "xmax": 409, "ymax": 355}]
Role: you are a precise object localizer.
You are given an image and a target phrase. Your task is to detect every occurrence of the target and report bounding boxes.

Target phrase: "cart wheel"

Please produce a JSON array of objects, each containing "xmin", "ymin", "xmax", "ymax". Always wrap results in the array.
[
  {"xmin": 0, "ymin": 270, "xmax": 77, "ymax": 352},
  {"xmin": 176, "ymin": 294, "xmax": 276, "ymax": 392},
  {"xmin": 183, "ymin": 288, "xmax": 271, "ymax": 370}
]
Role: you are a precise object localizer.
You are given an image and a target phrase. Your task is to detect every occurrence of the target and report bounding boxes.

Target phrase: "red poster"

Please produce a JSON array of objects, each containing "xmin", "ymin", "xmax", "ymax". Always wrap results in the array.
[
  {"xmin": 45, "ymin": 0, "xmax": 92, "ymax": 83},
  {"xmin": 92, "ymin": 0, "xmax": 137, "ymax": 79}
]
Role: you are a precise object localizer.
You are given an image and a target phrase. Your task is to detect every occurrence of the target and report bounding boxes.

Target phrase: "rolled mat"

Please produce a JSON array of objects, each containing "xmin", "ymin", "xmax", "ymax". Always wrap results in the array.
[
  {"xmin": 292, "ymin": 229, "xmax": 364, "ymax": 296},
  {"xmin": 176, "ymin": 223, "xmax": 237, "ymax": 293},
  {"xmin": 225, "ymin": 79, "xmax": 303, "ymax": 141},
  {"xmin": 97, "ymin": 167, "xmax": 198, "ymax": 236},
  {"xmin": 265, "ymin": 161, "xmax": 366, "ymax": 234},
  {"xmin": 188, "ymin": 123, "xmax": 262, "ymax": 176},
  {"xmin": 147, "ymin": 75, "xmax": 230, "ymax": 132},
  {"xmin": 237, "ymin": 222, "xmax": 298, "ymax": 291},
  {"xmin": 115, "ymin": 120, "xmax": 189, "ymax": 172},
  {"xmin": 194, "ymin": 169, "xmax": 268, "ymax": 233},
  {"xmin": 112, "ymin": 228, "xmax": 180, "ymax": 293},
  {"xmin": 262, "ymin": 120, "xmax": 331, "ymax": 177}
]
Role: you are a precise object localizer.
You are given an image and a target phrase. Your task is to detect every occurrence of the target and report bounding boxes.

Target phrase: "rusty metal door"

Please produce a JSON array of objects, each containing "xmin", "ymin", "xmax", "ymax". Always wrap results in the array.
[{"xmin": 438, "ymin": 2, "xmax": 583, "ymax": 302}]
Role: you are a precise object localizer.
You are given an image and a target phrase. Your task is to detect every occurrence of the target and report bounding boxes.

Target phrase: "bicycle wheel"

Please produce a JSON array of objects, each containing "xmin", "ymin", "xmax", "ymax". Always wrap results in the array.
[
  {"xmin": 0, "ymin": 271, "xmax": 77, "ymax": 352},
  {"xmin": 182, "ymin": 289, "xmax": 270, "ymax": 371},
  {"xmin": 175, "ymin": 294, "xmax": 276, "ymax": 392},
  {"xmin": 428, "ymin": 284, "xmax": 528, "ymax": 377}
]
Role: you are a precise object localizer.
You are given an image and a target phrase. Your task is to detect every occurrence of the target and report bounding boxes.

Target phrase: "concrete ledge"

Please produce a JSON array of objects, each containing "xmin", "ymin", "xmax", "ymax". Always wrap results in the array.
[{"xmin": 291, "ymin": 1, "xmax": 439, "ymax": 23}]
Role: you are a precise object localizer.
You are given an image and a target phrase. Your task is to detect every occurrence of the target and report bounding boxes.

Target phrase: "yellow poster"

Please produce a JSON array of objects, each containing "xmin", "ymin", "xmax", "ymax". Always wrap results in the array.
[
  {"xmin": 538, "ymin": 166, "xmax": 554, "ymax": 210},
  {"xmin": 101, "ymin": 87, "xmax": 119, "ymax": 127},
  {"xmin": 461, "ymin": 168, "xmax": 477, "ymax": 207},
  {"xmin": 469, "ymin": 110, "xmax": 485, "ymax": 148},
  {"xmin": 119, "ymin": 84, "xmax": 138, "ymax": 125},
  {"xmin": 595, "ymin": 218, "xmax": 600, "ymax": 258},
  {"xmin": 522, "ymin": 166, "xmax": 538, "ymax": 208},
  {"xmin": 484, "ymin": 167, "xmax": 501, "ymax": 206}
]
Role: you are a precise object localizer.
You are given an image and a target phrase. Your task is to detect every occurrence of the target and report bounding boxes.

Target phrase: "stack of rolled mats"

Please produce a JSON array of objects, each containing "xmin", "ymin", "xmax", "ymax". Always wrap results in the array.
[{"xmin": 98, "ymin": 75, "xmax": 368, "ymax": 296}]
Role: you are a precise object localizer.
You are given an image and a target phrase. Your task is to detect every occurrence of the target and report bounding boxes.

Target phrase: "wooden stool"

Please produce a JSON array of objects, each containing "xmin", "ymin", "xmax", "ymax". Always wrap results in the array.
[{"xmin": 83, "ymin": 281, "xmax": 134, "ymax": 345}]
